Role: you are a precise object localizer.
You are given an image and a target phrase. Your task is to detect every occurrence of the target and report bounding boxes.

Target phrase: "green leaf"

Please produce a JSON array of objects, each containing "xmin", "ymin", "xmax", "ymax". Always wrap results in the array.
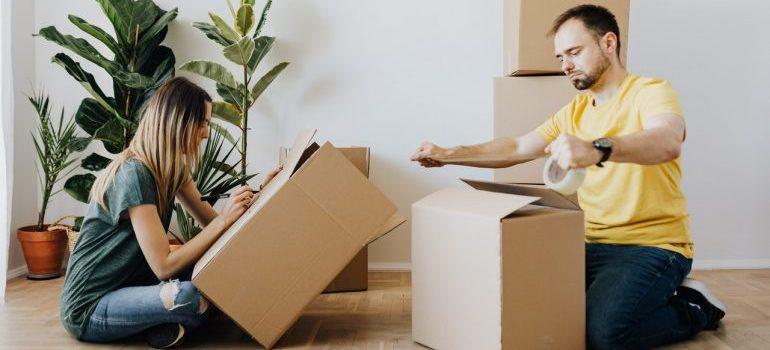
[
  {"xmin": 111, "ymin": 69, "xmax": 155, "ymax": 89},
  {"xmin": 93, "ymin": 119, "xmax": 126, "ymax": 153},
  {"xmin": 81, "ymin": 153, "xmax": 112, "ymax": 171},
  {"xmin": 242, "ymin": 0, "xmax": 256, "ymax": 6},
  {"xmin": 179, "ymin": 60, "xmax": 238, "ymax": 88},
  {"xmin": 95, "ymin": 0, "xmax": 129, "ymax": 46},
  {"xmin": 254, "ymin": 0, "xmax": 273, "ymax": 38},
  {"xmin": 223, "ymin": 36, "xmax": 255, "ymax": 65},
  {"xmin": 74, "ymin": 216, "xmax": 84, "ymax": 230},
  {"xmin": 210, "ymin": 122, "xmax": 237, "ymax": 145},
  {"xmin": 192, "ymin": 22, "xmax": 235, "ymax": 46},
  {"xmin": 37, "ymin": 26, "xmax": 114, "ymax": 71},
  {"xmin": 209, "ymin": 13, "xmax": 241, "ymax": 43},
  {"xmin": 216, "ymin": 83, "xmax": 246, "ymax": 108},
  {"xmin": 211, "ymin": 161, "xmax": 239, "ymax": 177},
  {"xmin": 211, "ymin": 101, "xmax": 242, "ymax": 127},
  {"xmin": 67, "ymin": 15, "xmax": 122, "ymax": 59},
  {"xmin": 75, "ymin": 98, "xmax": 112, "ymax": 136},
  {"xmin": 51, "ymin": 53, "xmax": 120, "ymax": 117},
  {"xmin": 125, "ymin": 0, "xmax": 159, "ymax": 45},
  {"xmin": 247, "ymin": 36, "xmax": 274, "ymax": 74},
  {"xmin": 250, "ymin": 62, "xmax": 289, "ymax": 102},
  {"xmin": 235, "ymin": 5, "xmax": 255, "ymax": 36},
  {"xmin": 138, "ymin": 7, "xmax": 178, "ymax": 48},
  {"xmin": 69, "ymin": 136, "xmax": 92, "ymax": 152},
  {"xmin": 64, "ymin": 173, "xmax": 96, "ymax": 203},
  {"xmin": 144, "ymin": 46, "xmax": 175, "ymax": 86}
]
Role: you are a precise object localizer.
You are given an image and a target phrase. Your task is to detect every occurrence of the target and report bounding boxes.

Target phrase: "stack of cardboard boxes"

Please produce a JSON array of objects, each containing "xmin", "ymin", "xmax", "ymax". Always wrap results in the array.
[{"xmin": 412, "ymin": 1, "xmax": 629, "ymax": 349}]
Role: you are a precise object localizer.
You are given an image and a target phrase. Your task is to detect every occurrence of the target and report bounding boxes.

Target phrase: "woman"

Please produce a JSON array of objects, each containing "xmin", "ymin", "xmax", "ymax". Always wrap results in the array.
[{"xmin": 60, "ymin": 77, "xmax": 279, "ymax": 348}]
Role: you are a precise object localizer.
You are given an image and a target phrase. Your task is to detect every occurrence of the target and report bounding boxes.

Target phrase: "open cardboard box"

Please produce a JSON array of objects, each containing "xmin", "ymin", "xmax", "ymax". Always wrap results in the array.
[
  {"xmin": 192, "ymin": 129, "xmax": 405, "ymax": 349},
  {"xmin": 279, "ymin": 146, "xmax": 372, "ymax": 293},
  {"xmin": 411, "ymin": 179, "xmax": 585, "ymax": 350}
]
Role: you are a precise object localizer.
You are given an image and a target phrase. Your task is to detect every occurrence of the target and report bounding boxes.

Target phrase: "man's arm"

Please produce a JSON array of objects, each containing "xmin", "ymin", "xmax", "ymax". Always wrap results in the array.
[
  {"xmin": 547, "ymin": 113, "xmax": 685, "ymax": 169},
  {"xmin": 410, "ymin": 130, "xmax": 550, "ymax": 168}
]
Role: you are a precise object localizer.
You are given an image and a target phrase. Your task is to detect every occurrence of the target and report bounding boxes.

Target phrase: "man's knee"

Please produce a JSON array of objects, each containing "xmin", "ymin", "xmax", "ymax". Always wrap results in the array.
[{"xmin": 586, "ymin": 309, "xmax": 634, "ymax": 349}]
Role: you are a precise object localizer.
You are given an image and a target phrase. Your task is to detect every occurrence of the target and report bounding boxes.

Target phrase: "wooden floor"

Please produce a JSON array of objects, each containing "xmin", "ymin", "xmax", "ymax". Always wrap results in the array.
[{"xmin": 0, "ymin": 270, "xmax": 768, "ymax": 349}]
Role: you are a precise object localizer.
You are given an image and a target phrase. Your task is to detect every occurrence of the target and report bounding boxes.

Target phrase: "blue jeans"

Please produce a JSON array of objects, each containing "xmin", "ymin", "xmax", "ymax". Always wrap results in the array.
[
  {"xmin": 586, "ymin": 243, "xmax": 708, "ymax": 350},
  {"xmin": 81, "ymin": 280, "xmax": 210, "ymax": 343}
]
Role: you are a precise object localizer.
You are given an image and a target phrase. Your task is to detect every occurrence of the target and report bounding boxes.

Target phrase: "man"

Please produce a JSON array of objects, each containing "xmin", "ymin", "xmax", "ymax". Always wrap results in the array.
[{"xmin": 411, "ymin": 5, "xmax": 726, "ymax": 349}]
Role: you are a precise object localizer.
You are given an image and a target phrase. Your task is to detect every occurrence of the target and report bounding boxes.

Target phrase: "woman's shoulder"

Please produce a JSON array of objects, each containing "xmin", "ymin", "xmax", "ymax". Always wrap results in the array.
[{"xmin": 115, "ymin": 158, "xmax": 155, "ymax": 187}]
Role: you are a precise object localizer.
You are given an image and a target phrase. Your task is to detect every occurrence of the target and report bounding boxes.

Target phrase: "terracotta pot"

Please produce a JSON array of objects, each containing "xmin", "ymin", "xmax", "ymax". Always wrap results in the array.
[{"xmin": 16, "ymin": 225, "xmax": 68, "ymax": 280}]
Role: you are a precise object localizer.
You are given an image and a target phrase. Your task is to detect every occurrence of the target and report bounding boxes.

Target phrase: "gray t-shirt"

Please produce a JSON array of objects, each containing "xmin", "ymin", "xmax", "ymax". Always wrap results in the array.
[{"xmin": 60, "ymin": 158, "xmax": 172, "ymax": 339}]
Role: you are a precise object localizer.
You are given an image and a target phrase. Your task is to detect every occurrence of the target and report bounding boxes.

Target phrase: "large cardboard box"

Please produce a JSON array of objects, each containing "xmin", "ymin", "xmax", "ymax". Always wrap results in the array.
[
  {"xmin": 280, "ymin": 146, "xmax": 372, "ymax": 293},
  {"xmin": 493, "ymin": 76, "xmax": 576, "ymax": 184},
  {"xmin": 193, "ymin": 130, "xmax": 405, "ymax": 348},
  {"xmin": 412, "ymin": 179, "xmax": 585, "ymax": 350},
  {"xmin": 504, "ymin": 0, "xmax": 630, "ymax": 76}
]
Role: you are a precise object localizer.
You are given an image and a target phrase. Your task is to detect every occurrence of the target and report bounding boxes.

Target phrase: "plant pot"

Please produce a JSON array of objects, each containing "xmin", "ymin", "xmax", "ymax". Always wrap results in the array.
[{"xmin": 16, "ymin": 225, "xmax": 68, "ymax": 280}]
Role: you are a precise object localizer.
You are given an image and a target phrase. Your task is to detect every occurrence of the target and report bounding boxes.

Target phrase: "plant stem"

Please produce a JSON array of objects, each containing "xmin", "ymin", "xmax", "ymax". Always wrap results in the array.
[{"xmin": 241, "ymin": 64, "xmax": 249, "ymax": 178}]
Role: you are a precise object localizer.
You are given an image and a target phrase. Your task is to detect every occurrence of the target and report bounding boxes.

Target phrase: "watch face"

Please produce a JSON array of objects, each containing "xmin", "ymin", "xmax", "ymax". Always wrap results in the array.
[{"xmin": 595, "ymin": 138, "xmax": 613, "ymax": 148}]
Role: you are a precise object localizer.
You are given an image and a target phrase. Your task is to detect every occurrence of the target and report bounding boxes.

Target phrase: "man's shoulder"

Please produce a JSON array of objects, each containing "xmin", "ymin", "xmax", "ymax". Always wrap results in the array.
[{"xmin": 627, "ymin": 74, "xmax": 677, "ymax": 94}]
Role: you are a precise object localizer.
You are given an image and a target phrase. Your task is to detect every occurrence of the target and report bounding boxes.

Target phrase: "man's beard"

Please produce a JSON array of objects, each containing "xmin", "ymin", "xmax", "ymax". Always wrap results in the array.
[{"xmin": 569, "ymin": 56, "xmax": 610, "ymax": 90}]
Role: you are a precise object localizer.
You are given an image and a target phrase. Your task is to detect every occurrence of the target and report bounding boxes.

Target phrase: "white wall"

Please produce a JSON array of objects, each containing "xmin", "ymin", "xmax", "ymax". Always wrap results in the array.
[
  {"xmin": 29, "ymin": 0, "xmax": 500, "ymax": 270},
  {"xmin": 628, "ymin": 0, "xmax": 770, "ymax": 269},
  {"xmin": 7, "ymin": 0, "xmax": 38, "ymax": 278}
]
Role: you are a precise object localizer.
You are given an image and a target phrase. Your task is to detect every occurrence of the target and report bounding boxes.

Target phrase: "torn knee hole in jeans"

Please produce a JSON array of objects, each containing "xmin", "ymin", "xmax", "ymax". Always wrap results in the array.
[{"xmin": 159, "ymin": 280, "xmax": 208, "ymax": 314}]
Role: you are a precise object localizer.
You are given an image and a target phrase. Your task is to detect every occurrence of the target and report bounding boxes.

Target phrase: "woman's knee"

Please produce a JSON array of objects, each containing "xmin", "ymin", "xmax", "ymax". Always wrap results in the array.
[{"xmin": 159, "ymin": 280, "xmax": 209, "ymax": 326}]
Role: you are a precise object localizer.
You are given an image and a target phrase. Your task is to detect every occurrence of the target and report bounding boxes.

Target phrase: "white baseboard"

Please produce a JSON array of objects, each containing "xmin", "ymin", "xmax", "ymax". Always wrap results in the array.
[
  {"xmin": 367, "ymin": 260, "xmax": 770, "ymax": 272},
  {"xmin": 6, "ymin": 265, "xmax": 28, "ymax": 280},
  {"xmin": 369, "ymin": 262, "xmax": 411, "ymax": 271},
  {"xmin": 693, "ymin": 259, "xmax": 770, "ymax": 270}
]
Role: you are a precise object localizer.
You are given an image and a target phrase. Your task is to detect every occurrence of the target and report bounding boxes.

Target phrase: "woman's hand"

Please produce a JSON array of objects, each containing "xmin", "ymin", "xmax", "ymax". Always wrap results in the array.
[{"xmin": 220, "ymin": 185, "xmax": 254, "ymax": 226}]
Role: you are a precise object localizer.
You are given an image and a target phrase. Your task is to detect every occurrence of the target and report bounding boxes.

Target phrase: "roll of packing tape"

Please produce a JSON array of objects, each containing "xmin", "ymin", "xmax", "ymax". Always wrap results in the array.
[{"xmin": 543, "ymin": 156, "xmax": 586, "ymax": 195}]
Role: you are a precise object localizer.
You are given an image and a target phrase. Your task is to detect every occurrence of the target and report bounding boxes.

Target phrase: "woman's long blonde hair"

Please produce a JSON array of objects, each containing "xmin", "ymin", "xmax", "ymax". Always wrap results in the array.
[{"xmin": 91, "ymin": 77, "xmax": 212, "ymax": 217}]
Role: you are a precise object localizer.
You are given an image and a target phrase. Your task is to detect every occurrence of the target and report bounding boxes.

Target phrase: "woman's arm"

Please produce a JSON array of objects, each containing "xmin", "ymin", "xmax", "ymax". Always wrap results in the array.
[
  {"xmin": 176, "ymin": 175, "xmax": 218, "ymax": 227},
  {"xmin": 129, "ymin": 186, "xmax": 254, "ymax": 280}
]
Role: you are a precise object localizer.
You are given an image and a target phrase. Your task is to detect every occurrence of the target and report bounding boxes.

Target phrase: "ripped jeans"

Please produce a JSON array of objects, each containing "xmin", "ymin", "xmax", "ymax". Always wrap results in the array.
[{"xmin": 80, "ymin": 280, "xmax": 210, "ymax": 343}]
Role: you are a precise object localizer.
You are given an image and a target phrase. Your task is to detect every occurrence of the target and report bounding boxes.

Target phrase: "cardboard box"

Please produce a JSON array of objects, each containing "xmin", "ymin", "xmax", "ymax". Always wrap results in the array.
[
  {"xmin": 504, "ymin": 0, "xmax": 630, "ymax": 76},
  {"xmin": 411, "ymin": 179, "xmax": 584, "ymax": 350},
  {"xmin": 280, "ymin": 146, "xmax": 372, "ymax": 293},
  {"xmin": 193, "ymin": 130, "xmax": 405, "ymax": 349},
  {"xmin": 493, "ymin": 76, "xmax": 576, "ymax": 184}
]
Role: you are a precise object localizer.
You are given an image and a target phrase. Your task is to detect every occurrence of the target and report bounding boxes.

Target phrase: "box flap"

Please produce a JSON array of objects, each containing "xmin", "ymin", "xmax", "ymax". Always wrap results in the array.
[
  {"xmin": 461, "ymin": 179, "xmax": 580, "ymax": 210},
  {"xmin": 412, "ymin": 187, "xmax": 539, "ymax": 220},
  {"xmin": 192, "ymin": 129, "xmax": 317, "ymax": 278},
  {"xmin": 367, "ymin": 212, "xmax": 406, "ymax": 245}
]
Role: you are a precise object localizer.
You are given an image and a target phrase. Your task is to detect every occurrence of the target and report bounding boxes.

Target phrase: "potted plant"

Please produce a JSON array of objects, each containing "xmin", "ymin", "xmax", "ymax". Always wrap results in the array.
[
  {"xmin": 171, "ymin": 126, "xmax": 257, "ymax": 243},
  {"xmin": 17, "ymin": 91, "xmax": 81, "ymax": 280}
]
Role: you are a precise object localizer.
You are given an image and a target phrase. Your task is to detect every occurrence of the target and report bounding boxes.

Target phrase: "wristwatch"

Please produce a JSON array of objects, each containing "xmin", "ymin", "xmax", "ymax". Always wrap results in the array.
[{"xmin": 592, "ymin": 137, "xmax": 613, "ymax": 168}]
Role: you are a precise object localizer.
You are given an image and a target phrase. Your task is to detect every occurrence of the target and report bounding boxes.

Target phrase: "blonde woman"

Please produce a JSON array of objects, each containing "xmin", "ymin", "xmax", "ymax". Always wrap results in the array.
[{"xmin": 60, "ymin": 77, "xmax": 280, "ymax": 348}]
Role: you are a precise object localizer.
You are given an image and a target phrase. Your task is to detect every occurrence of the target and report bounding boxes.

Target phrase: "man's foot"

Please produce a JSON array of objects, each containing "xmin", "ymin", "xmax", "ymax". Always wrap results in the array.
[
  {"xmin": 677, "ymin": 278, "xmax": 727, "ymax": 330},
  {"xmin": 145, "ymin": 323, "xmax": 185, "ymax": 349}
]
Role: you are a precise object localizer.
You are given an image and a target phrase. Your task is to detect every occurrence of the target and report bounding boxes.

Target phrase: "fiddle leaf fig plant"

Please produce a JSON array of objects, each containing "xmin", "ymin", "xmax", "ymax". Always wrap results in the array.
[{"xmin": 36, "ymin": 0, "xmax": 178, "ymax": 205}]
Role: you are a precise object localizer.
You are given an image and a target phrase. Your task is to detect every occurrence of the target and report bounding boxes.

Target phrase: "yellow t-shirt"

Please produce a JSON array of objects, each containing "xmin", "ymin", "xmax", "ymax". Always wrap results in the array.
[{"xmin": 536, "ymin": 74, "xmax": 693, "ymax": 258}]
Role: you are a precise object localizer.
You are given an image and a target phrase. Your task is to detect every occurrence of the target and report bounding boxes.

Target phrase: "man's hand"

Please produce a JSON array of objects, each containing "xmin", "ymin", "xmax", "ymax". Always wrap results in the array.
[
  {"xmin": 545, "ymin": 134, "xmax": 602, "ymax": 169},
  {"xmin": 410, "ymin": 142, "xmax": 449, "ymax": 168}
]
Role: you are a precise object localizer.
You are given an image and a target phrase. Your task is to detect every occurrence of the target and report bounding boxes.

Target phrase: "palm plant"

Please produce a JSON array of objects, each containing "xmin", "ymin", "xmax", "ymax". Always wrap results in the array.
[
  {"xmin": 181, "ymin": 0, "xmax": 289, "ymax": 176},
  {"xmin": 172, "ymin": 127, "xmax": 257, "ymax": 242},
  {"xmin": 28, "ymin": 91, "xmax": 82, "ymax": 230},
  {"xmin": 35, "ymin": 0, "xmax": 178, "ymax": 204}
]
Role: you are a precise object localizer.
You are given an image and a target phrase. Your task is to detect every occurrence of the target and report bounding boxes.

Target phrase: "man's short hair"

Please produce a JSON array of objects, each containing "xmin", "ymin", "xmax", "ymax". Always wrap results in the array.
[{"xmin": 549, "ymin": 4, "xmax": 621, "ymax": 58}]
